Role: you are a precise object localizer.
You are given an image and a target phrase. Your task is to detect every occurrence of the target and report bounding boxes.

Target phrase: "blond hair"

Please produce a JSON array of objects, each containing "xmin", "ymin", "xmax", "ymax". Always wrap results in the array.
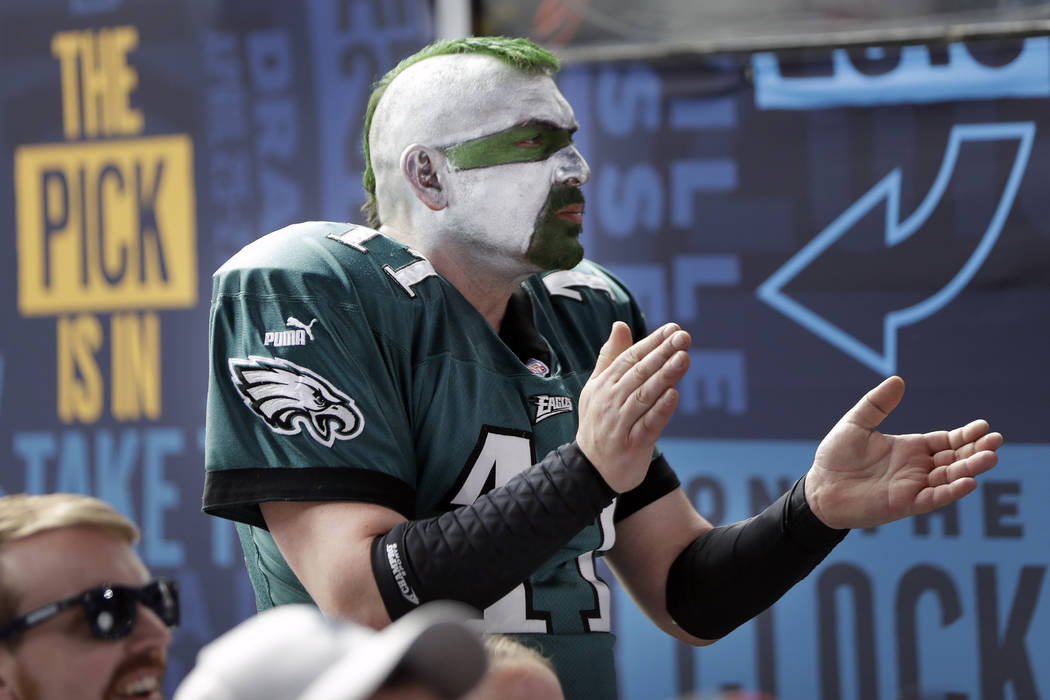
[
  {"xmin": 484, "ymin": 634, "xmax": 557, "ymax": 674},
  {"xmin": 0, "ymin": 493, "xmax": 139, "ymax": 623}
]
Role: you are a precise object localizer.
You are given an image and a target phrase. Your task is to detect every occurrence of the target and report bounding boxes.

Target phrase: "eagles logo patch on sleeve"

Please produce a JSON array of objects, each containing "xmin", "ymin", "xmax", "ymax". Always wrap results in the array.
[{"xmin": 228, "ymin": 355, "xmax": 365, "ymax": 447}]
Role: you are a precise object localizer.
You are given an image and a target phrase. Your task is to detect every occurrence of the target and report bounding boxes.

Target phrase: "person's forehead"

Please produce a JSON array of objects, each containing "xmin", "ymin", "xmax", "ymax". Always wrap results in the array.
[
  {"xmin": 2, "ymin": 526, "xmax": 149, "ymax": 613},
  {"xmin": 397, "ymin": 54, "xmax": 576, "ymax": 143}
]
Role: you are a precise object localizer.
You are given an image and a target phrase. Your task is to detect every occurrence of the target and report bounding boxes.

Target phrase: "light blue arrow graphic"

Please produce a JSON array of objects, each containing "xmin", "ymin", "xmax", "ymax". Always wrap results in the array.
[{"xmin": 757, "ymin": 122, "xmax": 1035, "ymax": 375}]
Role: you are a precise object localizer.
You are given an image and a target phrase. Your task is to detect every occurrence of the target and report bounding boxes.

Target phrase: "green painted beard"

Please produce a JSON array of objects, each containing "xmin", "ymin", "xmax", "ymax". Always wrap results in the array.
[{"xmin": 527, "ymin": 184, "xmax": 585, "ymax": 271}]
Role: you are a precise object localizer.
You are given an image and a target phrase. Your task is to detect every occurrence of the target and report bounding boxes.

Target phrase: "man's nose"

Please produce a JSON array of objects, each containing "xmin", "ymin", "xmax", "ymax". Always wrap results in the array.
[
  {"xmin": 555, "ymin": 146, "xmax": 590, "ymax": 187},
  {"xmin": 125, "ymin": 602, "xmax": 173, "ymax": 653}
]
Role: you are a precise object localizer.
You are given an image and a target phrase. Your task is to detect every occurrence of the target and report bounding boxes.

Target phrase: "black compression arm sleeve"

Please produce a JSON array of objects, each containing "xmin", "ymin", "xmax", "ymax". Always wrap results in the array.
[
  {"xmin": 371, "ymin": 442, "xmax": 616, "ymax": 620},
  {"xmin": 666, "ymin": 475, "xmax": 848, "ymax": 639}
]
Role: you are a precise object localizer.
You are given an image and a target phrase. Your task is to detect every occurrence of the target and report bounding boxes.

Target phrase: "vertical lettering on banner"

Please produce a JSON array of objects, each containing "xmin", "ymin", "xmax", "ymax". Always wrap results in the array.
[
  {"xmin": 590, "ymin": 66, "xmax": 663, "ymax": 239},
  {"xmin": 57, "ymin": 314, "xmax": 104, "ymax": 423},
  {"xmin": 94, "ymin": 429, "xmax": 140, "ymax": 523},
  {"xmin": 976, "ymin": 565, "xmax": 1044, "ymax": 700},
  {"xmin": 246, "ymin": 29, "xmax": 302, "ymax": 234},
  {"xmin": 111, "ymin": 312, "xmax": 161, "ymax": 420},
  {"xmin": 817, "ymin": 563, "xmax": 878, "ymax": 700},
  {"xmin": 581, "ymin": 63, "xmax": 749, "ymax": 428},
  {"xmin": 982, "ymin": 481, "xmax": 1024, "ymax": 537},
  {"xmin": 12, "ymin": 432, "xmax": 57, "ymax": 494},
  {"xmin": 50, "ymin": 26, "xmax": 144, "ymax": 139},
  {"xmin": 605, "ymin": 264, "xmax": 667, "ymax": 325},
  {"xmin": 895, "ymin": 565, "xmax": 962, "ymax": 699},
  {"xmin": 17, "ymin": 24, "xmax": 197, "ymax": 430},
  {"xmin": 143, "ymin": 428, "xmax": 184, "ymax": 568},
  {"xmin": 56, "ymin": 430, "xmax": 91, "ymax": 494},
  {"xmin": 203, "ymin": 30, "xmax": 252, "ymax": 264},
  {"xmin": 306, "ymin": 0, "xmax": 431, "ymax": 219}
]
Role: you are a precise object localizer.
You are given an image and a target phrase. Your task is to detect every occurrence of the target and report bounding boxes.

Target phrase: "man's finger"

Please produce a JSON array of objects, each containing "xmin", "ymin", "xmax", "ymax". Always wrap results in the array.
[
  {"xmin": 949, "ymin": 419, "xmax": 991, "ymax": 450},
  {"xmin": 915, "ymin": 478, "xmax": 978, "ymax": 514},
  {"xmin": 592, "ymin": 321, "xmax": 633, "ymax": 379},
  {"xmin": 617, "ymin": 329, "xmax": 690, "ymax": 398},
  {"xmin": 628, "ymin": 386, "xmax": 680, "ymax": 447},
  {"xmin": 623, "ymin": 346, "xmax": 690, "ymax": 425},
  {"xmin": 844, "ymin": 375, "xmax": 905, "ymax": 431},
  {"xmin": 925, "ymin": 422, "xmax": 1001, "ymax": 455},
  {"xmin": 604, "ymin": 323, "xmax": 679, "ymax": 384}
]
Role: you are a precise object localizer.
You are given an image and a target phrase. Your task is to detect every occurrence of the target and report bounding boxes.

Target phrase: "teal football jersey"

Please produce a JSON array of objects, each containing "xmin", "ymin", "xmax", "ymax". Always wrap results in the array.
[{"xmin": 204, "ymin": 221, "xmax": 675, "ymax": 700}]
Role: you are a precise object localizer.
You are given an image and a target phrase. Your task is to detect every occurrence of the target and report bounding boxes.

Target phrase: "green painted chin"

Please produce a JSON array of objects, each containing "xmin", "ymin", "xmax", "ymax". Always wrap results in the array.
[
  {"xmin": 527, "ymin": 185, "xmax": 585, "ymax": 270},
  {"xmin": 527, "ymin": 217, "xmax": 584, "ymax": 271}
]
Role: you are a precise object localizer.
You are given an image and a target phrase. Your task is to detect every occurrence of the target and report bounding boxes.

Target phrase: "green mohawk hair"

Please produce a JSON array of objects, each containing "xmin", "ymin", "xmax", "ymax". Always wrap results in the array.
[{"xmin": 361, "ymin": 36, "xmax": 560, "ymax": 228}]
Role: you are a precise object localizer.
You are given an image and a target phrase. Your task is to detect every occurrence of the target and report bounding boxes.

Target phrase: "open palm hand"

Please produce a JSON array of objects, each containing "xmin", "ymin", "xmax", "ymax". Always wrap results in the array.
[{"xmin": 805, "ymin": 376, "xmax": 1003, "ymax": 529}]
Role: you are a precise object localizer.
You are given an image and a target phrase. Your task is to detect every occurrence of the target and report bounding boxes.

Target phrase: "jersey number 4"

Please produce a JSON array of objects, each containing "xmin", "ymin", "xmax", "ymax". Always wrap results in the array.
[{"xmin": 448, "ymin": 426, "xmax": 615, "ymax": 634}]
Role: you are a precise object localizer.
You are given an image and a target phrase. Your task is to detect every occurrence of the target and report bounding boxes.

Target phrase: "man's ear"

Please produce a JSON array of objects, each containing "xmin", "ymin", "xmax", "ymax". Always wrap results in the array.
[{"xmin": 401, "ymin": 145, "xmax": 448, "ymax": 211}]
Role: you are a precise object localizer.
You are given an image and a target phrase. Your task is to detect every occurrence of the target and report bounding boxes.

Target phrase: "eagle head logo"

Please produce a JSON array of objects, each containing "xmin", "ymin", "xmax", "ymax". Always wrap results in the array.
[{"xmin": 228, "ymin": 356, "xmax": 364, "ymax": 447}]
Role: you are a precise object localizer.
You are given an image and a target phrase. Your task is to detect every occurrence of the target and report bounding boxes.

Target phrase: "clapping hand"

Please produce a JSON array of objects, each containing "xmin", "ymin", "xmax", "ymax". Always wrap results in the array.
[{"xmin": 804, "ymin": 376, "xmax": 1003, "ymax": 530}]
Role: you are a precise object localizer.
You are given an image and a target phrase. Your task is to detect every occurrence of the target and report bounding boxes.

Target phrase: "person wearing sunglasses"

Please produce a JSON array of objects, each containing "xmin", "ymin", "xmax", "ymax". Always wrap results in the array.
[{"xmin": 0, "ymin": 493, "xmax": 179, "ymax": 700}]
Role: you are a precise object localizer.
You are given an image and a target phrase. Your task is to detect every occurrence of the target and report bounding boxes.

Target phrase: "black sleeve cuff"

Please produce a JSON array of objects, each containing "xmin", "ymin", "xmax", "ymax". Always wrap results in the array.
[
  {"xmin": 203, "ymin": 466, "xmax": 416, "ymax": 529},
  {"xmin": 614, "ymin": 454, "xmax": 680, "ymax": 523},
  {"xmin": 784, "ymin": 474, "xmax": 850, "ymax": 550}
]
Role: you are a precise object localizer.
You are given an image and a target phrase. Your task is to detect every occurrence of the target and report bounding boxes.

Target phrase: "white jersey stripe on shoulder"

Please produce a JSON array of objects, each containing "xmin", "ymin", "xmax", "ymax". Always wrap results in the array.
[
  {"xmin": 327, "ymin": 225, "xmax": 381, "ymax": 252},
  {"xmin": 542, "ymin": 269, "xmax": 615, "ymax": 301}
]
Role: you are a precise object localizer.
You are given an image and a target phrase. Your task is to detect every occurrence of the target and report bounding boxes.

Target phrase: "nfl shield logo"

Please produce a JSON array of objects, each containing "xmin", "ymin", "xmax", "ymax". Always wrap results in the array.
[{"xmin": 525, "ymin": 358, "xmax": 549, "ymax": 377}]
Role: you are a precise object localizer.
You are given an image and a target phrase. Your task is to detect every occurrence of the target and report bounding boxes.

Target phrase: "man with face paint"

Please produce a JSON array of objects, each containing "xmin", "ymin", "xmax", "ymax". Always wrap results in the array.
[{"xmin": 203, "ymin": 37, "xmax": 1003, "ymax": 699}]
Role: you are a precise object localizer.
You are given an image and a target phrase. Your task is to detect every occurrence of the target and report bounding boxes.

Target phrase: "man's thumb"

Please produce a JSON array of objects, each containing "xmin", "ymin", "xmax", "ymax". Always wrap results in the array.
[{"xmin": 592, "ymin": 321, "xmax": 632, "ymax": 378}]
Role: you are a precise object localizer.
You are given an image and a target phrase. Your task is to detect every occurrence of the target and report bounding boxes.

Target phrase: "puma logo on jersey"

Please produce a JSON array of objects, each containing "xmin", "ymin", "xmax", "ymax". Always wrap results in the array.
[
  {"xmin": 228, "ymin": 355, "xmax": 364, "ymax": 447},
  {"xmin": 264, "ymin": 317, "xmax": 319, "ymax": 347},
  {"xmin": 286, "ymin": 316, "xmax": 318, "ymax": 339},
  {"xmin": 530, "ymin": 395, "xmax": 574, "ymax": 423}
]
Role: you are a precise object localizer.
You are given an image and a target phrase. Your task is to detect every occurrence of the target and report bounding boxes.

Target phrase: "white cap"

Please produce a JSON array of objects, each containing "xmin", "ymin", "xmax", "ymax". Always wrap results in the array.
[{"xmin": 174, "ymin": 602, "xmax": 488, "ymax": 700}]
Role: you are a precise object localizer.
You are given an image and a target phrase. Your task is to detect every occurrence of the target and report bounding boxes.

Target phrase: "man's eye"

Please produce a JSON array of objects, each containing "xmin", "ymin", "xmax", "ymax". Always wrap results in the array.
[{"xmin": 516, "ymin": 135, "xmax": 544, "ymax": 148}]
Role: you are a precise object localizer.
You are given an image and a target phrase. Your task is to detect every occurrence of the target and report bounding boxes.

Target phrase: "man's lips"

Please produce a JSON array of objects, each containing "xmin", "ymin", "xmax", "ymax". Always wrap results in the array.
[
  {"xmin": 108, "ymin": 661, "xmax": 166, "ymax": 699},
  {"xmin": 111, "ymin": 672, "xmax": 162, "ymax": 699},
  {"xmin": 556, "ymin": 203, "xmax": 584, "ymax": 223}
]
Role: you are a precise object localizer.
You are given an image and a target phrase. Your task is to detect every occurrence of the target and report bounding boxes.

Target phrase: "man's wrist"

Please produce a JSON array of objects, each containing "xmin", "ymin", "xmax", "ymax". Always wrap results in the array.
[{"xmin": 786, "ymin": 474, "xmax": 849, "ymax": 549}]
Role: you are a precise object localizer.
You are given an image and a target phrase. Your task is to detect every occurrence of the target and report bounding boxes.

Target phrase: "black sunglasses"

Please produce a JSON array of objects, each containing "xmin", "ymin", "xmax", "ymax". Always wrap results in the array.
[{"xmin": 0, "ymin": 578, "xmax": 179, "ymax": 641}]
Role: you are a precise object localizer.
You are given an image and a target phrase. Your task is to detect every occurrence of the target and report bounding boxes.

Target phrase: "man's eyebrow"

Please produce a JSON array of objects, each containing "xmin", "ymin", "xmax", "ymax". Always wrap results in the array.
[{"xmin": 516, "ymin": 119, "xmax": 577, "ymax": 134}]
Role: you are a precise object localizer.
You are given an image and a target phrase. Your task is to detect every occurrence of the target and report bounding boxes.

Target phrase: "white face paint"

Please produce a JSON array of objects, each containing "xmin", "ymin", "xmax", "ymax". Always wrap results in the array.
[
  {"xmin": 371, "ymin": 55, "xmax": 591, "ymax": 275},
  {"xmin": 439, "ymin": 64, "xmax": 590, "ymax": 273},
  {"xmin": 442, "ymin": 151, "xmax": 590, "ymax": 273}
]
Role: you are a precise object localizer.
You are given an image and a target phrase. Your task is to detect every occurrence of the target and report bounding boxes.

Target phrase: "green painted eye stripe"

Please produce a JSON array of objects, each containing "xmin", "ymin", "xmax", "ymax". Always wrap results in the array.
[{"xmin": 442, "ymin": 124, "xmax": 574, "ymax": 170}]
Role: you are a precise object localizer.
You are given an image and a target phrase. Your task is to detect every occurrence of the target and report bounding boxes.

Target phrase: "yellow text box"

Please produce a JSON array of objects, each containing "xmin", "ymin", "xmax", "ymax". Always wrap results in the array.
[{"xmin": 16, "ymin": 135, "xmax": 197, "ymax": 315}]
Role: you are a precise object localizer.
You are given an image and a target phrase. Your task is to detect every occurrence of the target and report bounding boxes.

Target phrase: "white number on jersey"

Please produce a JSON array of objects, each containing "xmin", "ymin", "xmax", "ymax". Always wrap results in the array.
[{"xmin": 453, "ymin": 426, "xmax": 615, "ymax": 634}]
